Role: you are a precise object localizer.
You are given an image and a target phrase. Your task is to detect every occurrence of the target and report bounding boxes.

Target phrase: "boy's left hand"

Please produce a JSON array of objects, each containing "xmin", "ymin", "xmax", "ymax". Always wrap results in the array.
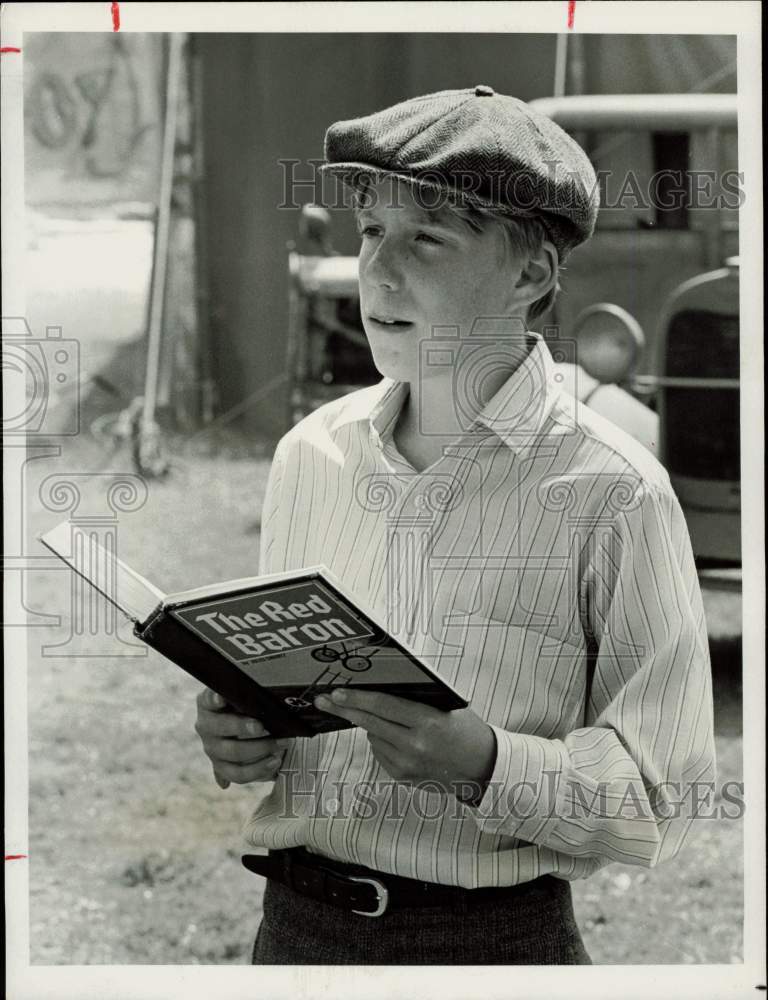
[{"xmin": 314, "ymin": 689, "xmax": 496, "ymax": 804}]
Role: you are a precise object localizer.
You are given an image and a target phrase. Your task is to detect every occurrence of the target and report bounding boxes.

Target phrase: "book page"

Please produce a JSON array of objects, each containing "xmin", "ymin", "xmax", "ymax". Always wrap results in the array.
[
  {"xmin": 163, "ymin": 564, "xmax": 329, "ymax": 605},
  {"xmin": 40, "ymin": 520, "xmax": 165, "ymax": 625}
]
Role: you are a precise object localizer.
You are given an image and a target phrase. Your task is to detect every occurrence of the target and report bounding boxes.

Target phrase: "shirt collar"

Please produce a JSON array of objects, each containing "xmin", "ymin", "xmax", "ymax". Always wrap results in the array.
[
  {"xmin": 474, "ymin": 331, "xmax": 564, "ymax": 454},
  {"xmin": 329, "ymin": 332, "xmax": 563, "ymax": 455},
  {"xmin": 329, "ymin": 377, "xmax": 404, "ymax": 435}
]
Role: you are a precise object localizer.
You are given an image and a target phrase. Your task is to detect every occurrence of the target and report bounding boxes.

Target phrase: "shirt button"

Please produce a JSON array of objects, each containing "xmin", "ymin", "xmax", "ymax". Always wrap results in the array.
[{"xmin": 474, "ymin": 85, "xmax": 495, "ymax": 97}]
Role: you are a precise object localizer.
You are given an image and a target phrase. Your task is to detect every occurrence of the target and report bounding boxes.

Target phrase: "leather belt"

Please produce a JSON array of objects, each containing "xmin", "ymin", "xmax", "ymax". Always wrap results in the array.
[{"xmin": 242, "ymin": 847, "xmax": 547, "ymax": 918}]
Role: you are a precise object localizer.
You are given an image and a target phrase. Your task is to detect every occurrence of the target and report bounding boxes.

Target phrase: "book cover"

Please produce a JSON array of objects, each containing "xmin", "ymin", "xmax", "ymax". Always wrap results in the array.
[{"xmin": 40, "ymin": 521, "xmax": 467, "ymax": 737}]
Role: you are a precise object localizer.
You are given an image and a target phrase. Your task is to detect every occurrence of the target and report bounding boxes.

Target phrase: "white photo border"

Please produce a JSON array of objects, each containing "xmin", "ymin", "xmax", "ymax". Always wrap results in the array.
[{"xmin": 3, "ymin": 2, "xmax": 764, "ymax": 998}]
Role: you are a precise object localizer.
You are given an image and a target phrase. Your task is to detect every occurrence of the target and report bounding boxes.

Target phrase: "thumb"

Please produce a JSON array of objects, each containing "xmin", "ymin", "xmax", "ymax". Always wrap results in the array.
[
  {"xmin": 214, "ymin": 768, "xmax": 230, "ymax": 790},
  {"xmin": 204, "ymin": 687, "xmax": 228, "ymax": 711}
]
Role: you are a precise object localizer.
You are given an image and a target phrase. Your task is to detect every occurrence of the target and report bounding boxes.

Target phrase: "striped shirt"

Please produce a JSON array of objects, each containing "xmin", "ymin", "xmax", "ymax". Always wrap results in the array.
[{"xmin": 244, "ymin": 332, "xmax": 716, "ymax": 888}]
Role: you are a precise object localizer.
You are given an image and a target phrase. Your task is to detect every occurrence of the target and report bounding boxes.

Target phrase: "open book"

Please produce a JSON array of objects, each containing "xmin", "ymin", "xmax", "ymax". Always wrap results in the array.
[{"xmin": 40, "ymin": 520, "xmax": 467, "ymax": 737}]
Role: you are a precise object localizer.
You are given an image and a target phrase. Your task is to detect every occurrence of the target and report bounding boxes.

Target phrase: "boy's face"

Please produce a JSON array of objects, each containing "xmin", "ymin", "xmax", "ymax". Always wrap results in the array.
[{"xmin": 356, "ymin": 179, "xmax": 527, "ymax": 384}]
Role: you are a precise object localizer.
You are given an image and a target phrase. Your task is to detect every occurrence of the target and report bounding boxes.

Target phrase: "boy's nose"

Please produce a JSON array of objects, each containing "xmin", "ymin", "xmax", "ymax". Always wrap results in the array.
[{"xmin": 363, "ymin": 242, "xmax": 402, "ymax": 291}]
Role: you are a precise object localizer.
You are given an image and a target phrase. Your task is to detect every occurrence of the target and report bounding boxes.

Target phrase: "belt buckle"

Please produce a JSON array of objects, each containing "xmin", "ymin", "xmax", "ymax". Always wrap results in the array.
[{"xmin": 348, "ymin": 875, "xmax": 389, "ymax": 917}]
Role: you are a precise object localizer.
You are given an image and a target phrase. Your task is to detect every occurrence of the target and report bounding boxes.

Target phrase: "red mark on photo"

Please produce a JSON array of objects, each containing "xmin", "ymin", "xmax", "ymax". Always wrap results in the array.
[
  {"xmin": 111, "ymin": 2, "xmax": 121, "ymax": 31},
  {"xmin": 567, "ymin": 0, "xmax": 576, "ymax": 28},
  {"xmin": 1, "ymin": 47, "xmax": 22, "ymax": 54},
  {"xmin": 5, "ymin": 854, "xmax": 28, "ymax": 861}
]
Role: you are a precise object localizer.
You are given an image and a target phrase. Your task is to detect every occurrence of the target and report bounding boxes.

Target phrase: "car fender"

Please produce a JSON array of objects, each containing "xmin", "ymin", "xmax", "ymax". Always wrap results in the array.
[{"xmin": 555, "ymin": 362, "xmax": 659, "ymax": 457}]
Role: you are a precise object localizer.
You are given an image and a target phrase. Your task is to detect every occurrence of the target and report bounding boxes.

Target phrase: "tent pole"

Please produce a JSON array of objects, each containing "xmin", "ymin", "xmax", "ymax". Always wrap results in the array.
[
  {"xmin": 554, "ymin": 34, "xmax": 568, "ymax": 98},
  {"xmin": 137, "ymin": 32, "xmax": 184, "ymax": 476}
]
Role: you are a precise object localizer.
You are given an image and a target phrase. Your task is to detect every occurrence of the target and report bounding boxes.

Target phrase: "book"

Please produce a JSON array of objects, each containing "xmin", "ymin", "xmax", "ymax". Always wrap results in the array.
[{"xmin": 40, "ymin": 520, "xmax": 468, "ymax": 737}]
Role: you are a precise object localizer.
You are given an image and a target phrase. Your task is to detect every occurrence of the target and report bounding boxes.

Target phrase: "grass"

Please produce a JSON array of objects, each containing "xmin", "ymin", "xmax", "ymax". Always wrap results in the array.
[{"xmin": 24, "ymin": 432, "xmax": 743, "ymax": 965}]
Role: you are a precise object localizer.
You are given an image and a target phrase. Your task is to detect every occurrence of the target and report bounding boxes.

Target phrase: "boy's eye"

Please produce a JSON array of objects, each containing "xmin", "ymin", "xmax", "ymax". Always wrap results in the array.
[{"xmin": 355, "ymin": 225, "xmax": 443, "ymax": 245}]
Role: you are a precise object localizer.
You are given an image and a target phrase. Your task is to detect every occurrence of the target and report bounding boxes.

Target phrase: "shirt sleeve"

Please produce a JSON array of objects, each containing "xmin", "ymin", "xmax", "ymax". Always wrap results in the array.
[
  {"xmin": 468, "ymin": 481, "xmax": 717, "ymax": 869},
  {"xmin": 259, "ymin": 434, "xmax": 290, "ymax": 575}
]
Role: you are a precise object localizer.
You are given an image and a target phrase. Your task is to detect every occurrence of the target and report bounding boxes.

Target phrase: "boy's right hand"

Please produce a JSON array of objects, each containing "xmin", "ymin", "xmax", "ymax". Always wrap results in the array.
[{"xmin": 194, "ymin": 687, "xmax": 288, "ymax": 789}]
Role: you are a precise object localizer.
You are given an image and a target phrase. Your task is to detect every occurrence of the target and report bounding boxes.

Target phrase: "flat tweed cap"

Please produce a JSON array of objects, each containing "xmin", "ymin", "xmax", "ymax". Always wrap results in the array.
[{"xmin": 321, "ymin": 85, "xmax": 600, "ymax": 261}]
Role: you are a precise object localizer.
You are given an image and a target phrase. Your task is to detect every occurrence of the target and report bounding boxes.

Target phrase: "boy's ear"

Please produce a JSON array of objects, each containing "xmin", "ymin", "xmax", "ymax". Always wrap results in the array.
[{"xmin": 514, "ymin": 240, "xmax": 558, "ymax": 303}]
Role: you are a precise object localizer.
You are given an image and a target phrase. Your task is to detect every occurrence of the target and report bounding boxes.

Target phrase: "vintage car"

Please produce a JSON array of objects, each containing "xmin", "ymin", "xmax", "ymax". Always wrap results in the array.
[
  {"xmin": 285, "ymin": 95, "xmax": 740, "ymax": 578},
  {"xmin": 528, "ymin": 94, "xmax": 740, "ymax": 575}
]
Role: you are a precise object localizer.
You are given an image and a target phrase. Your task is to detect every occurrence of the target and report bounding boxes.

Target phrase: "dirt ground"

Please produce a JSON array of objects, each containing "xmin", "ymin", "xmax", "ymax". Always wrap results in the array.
[{"xmin": 22, "ymin": 431, "xmax": 744, "ymax": 966}]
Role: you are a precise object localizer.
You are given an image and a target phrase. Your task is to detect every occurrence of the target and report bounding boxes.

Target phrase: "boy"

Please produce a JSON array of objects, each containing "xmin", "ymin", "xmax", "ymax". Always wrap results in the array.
[{"xmin": 194, "ymin": 87, "xmax": 715, "ymax": 964}]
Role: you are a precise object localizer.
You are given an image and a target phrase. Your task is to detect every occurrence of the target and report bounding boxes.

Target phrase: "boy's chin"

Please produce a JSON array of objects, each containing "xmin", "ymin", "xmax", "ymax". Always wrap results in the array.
[{"xmin": 369, "ymin": 352, "xmax": 417, "ymax": 383}]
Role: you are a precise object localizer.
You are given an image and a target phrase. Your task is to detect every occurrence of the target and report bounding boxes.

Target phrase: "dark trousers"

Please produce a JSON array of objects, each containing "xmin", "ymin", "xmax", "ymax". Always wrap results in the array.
[{"xmin": 251, "ymin": 874, "xmax": 593, "ymax": 965}]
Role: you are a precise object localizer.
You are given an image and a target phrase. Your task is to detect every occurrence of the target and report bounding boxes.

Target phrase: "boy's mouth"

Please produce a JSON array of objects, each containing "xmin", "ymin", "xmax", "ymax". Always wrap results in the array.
[{"xmin": 368, "ymin": 315, "xmax": 413, "ymax": 330}]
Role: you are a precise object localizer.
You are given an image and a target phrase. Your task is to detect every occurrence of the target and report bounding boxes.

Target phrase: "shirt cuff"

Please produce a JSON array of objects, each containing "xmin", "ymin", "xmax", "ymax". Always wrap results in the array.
[{"xmin": 467, "ymin": 724, "xmax": 570, "ymax": 842}]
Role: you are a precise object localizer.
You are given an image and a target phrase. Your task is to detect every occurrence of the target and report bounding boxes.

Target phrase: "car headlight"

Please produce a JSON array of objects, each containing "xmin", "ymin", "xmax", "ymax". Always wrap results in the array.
[{"xmin": 572, "ymin": 303, "xmax": 645, "ymax": 384}]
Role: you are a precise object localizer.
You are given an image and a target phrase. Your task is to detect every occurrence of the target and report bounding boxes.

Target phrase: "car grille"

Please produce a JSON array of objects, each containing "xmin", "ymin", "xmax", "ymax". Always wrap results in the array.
[{"xmin": 664, "ymin": 309, "xmax": 740, "ymax": 481}]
